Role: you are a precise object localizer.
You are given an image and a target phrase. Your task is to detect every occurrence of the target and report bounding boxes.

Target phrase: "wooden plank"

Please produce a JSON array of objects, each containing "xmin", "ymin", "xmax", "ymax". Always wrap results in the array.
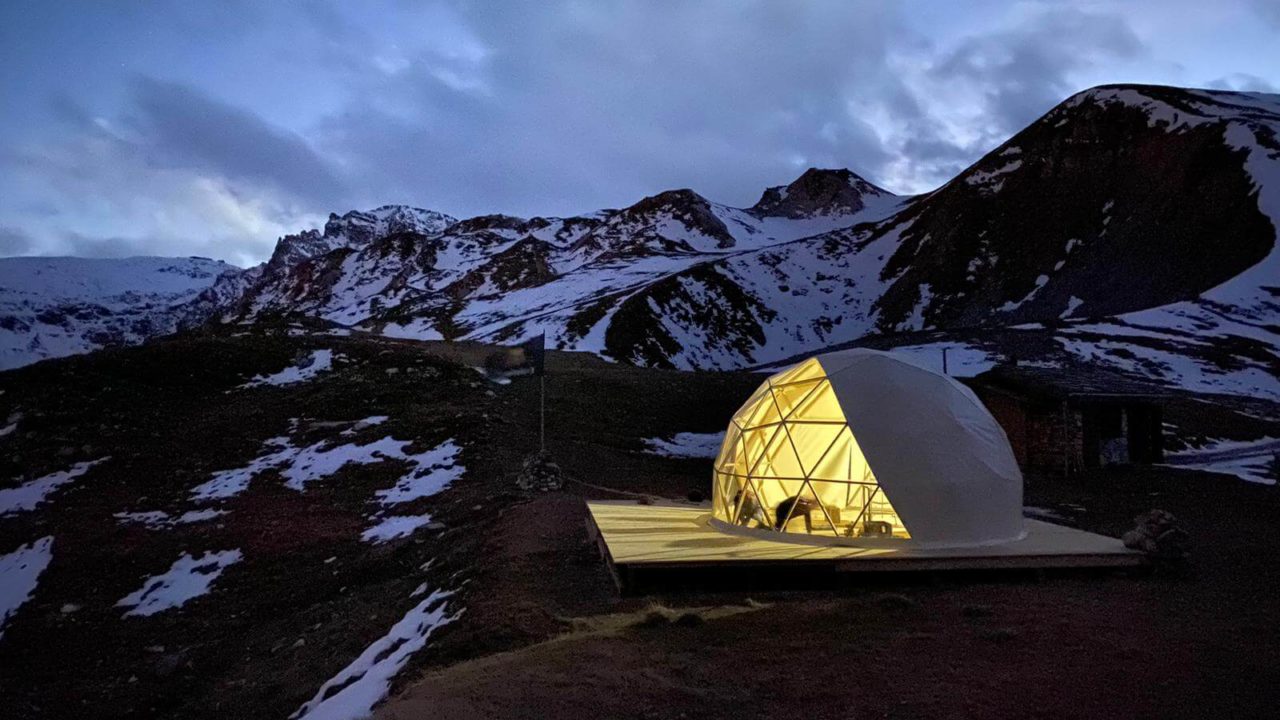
[{"xmin": 586, "ymin": 500, "xmax": 1146, "ymax": 577}]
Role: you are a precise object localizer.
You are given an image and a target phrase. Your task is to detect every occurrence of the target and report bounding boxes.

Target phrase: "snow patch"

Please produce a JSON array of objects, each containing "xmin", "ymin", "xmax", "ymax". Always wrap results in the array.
[
  {"xmin": 898, "ymin": 283, "xmax": 933, "ymax": 331},
  {"xmin": 362, "ymin": 440, "xmax": 463, "ymax": 544},
  {"xmin": 644, "ymin": 432, "xmax": 723, "ymax": 459},
  {"xmin": 1, "ymin": 536, "xmax": 54, "ymax": 639},
  {"xmin": 965, "ymin": 158, "xmax": 1023, "ymax": 191},
  {"xmin": 240, "ymin": 350, "xmax": 335, "ymax": 388},
  {"xmin": 372, "ymin": 440, "xmax": 463, "ymax": 504},
  {"xmin": 114, "ymin": 508, "xmax": 227, "ymax": 528},
  {"xmin": 339, "ymin": 416, "xmax": 390, "ymax": 436},
  {"xmin": 117, "ymin": 550, "xmax": 242, "ymax": 617},
  {"xmin": 1057, "ymin": 337, "xmax": 1280, "ymax": 400},
  {"xmin": 291, "ymin": 586, "xmax": 459, "ymax": 720},
  {"xmin": 281, "ymin": 436, "xmax": 414, "ymax": 492},
  {"xmin": 999, "ymin": 274, "xmax": 1050, "ymax": 313},
  {"xmin": 1163, "ymin": 436, "xmax": 1279, "ymax": 485},
  {"xmin": 0, "ymin": 459, "xmax": 109, "ymax": 516},
  {"xmin": 191, "ymin": 437, "xmax": 293, "ymax": 501},
  {"xmin": 361, "ymin": 514, "xmax": 434, "ymax": 544},
  {"xmin": 192, "ymin": 432, "xmax": 462, "ymax": 504}
]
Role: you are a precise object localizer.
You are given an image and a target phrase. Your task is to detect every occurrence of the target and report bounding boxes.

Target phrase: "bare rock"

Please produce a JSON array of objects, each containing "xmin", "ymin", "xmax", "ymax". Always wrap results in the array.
[
  {"xmin": 1124, "ymin": 509, "xmax": 1190, "ymax": 565},
  {"xmin": 516, "ymin": 451, "xmax": 563, "ymax": 492}
]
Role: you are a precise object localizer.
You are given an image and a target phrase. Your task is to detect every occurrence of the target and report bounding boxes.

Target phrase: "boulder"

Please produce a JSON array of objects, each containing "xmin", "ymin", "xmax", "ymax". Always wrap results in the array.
[
  {"xmin": 1123, "ymin": 509, "xmax": 1190, "ymax": 564},
  {"xmin": 516, "ymin": 451, "xmax": 564, "ymax": 492}
]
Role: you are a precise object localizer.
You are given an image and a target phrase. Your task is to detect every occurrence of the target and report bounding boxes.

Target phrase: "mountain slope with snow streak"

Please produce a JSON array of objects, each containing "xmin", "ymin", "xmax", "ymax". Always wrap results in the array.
[{"xmin": 603, "ymin": 85, "xmax": 1280, "ymax": 370}]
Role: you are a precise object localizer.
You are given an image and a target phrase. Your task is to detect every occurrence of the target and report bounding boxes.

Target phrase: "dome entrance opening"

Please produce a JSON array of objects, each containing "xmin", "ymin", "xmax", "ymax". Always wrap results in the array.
[{"xmin": 712, "ymin": 358, "xmax": 910, "ymax": 541}]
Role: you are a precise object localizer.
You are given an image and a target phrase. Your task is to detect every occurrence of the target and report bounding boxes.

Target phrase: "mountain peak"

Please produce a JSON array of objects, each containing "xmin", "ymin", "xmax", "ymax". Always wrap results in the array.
[
  {"xmin": 751, "ymin": 168, "xmax": 896, "ymax": 219},
  {"xmin": 270, "ymin": 205, "xmax": 457, "ymax": 269}
]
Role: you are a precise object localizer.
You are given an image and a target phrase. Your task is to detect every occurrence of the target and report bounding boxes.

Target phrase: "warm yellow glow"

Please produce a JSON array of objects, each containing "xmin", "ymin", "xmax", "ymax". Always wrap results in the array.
[{"xmin": 712, "ymin": 358, "xmax": 910, "ymax": 540}]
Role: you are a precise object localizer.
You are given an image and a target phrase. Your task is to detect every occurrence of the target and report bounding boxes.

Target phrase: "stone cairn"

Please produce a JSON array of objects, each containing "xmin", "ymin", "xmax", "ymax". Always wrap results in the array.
[
  {"xmin": 1122, "ymin": 509, "xmax": 1191, "ymax": 566},
  {"xmin": 516, "ymin": 451, "xmax": 564, "ymax": 492}
]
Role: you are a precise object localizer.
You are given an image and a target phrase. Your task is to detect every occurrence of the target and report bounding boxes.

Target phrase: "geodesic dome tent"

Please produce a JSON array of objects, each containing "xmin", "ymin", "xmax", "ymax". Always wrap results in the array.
[{"xmin": 711, "ymin": 348, "xmax": 1026, "ymax": 548}]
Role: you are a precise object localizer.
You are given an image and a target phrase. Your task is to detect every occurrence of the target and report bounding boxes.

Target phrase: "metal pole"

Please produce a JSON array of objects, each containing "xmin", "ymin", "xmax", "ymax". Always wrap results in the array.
[
  {"xmin": 942, "ymin": 347, "xmax": 949, "ymax": 375},
  {"xmin": 539, "ymin": 374, "xmax": 546, "ymax": 454}
]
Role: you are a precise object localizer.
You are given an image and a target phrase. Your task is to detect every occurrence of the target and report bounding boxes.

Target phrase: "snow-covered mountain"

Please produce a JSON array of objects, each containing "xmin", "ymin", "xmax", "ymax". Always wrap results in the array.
[
  {"xmin": 190, "ymin": 169, "xmax": 904, "ymax": 348},
  {"xmin": 0, "ymin": 257, "xmax": 237, "ymax": 370},
  {"xmin": 603, "ymin": 84, "xmax": 1280, "ymax": 370},
  {"xmin": 189, "ymin": 84, "xmax": 1275, "ymax": 387},
  {"xmin": 2, "ymin": 84, "xmax": 1277, "ymax": 402}
]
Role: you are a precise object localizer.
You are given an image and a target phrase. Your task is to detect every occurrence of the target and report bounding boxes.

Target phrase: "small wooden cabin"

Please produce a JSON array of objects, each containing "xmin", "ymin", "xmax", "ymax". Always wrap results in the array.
[{"xmin": 966, "ymin": 365, "xmax": 1168, "ymax": 476}]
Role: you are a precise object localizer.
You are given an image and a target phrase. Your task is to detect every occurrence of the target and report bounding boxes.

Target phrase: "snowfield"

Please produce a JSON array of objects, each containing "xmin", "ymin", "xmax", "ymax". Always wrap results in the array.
[
  {"xmin": 1056, "ymin": 336, "xmax": 1280, "ymax": 401},
  {"xmin": 887, "ymin": 342, "xmax": 1001, "ymax": 378},
  {"xmin": 0, "ymin": 256, "xmax": 237, "ymax": 370}
]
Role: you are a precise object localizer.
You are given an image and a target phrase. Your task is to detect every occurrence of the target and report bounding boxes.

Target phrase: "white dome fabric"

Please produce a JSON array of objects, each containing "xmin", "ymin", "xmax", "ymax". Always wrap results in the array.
[
  {"xmin": 818, "ymin": 349, "xmax": 1025, "ymax": 547},
  {"xmin": 710, "ymin": 348, "xmax": 1024, "ymax": 548}
]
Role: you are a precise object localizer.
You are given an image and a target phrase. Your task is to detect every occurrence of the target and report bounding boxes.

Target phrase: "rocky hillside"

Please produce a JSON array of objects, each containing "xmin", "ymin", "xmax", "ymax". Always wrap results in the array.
[
  {"xmin": 2, "ymin": 326, "xmax": 1278, "ymax": 720},
  {"xmin": 0, "ymin": 327, "xmax": 761, "ymax": 719},
  {"xmin": 0, "ymin": 257, "xmax": 237, "ymax": 370}
]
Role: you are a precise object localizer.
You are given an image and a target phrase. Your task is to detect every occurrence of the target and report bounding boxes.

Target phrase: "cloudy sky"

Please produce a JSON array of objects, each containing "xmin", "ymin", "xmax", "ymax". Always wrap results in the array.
[{"xmin": 2, "ymin": 0, "xmax": 1277, "ymax": 266}]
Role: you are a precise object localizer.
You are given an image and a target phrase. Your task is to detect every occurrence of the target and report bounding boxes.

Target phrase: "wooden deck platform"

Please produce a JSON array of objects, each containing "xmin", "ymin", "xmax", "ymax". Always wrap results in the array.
[{"xmin": 586, "ymin": 500, "xmax": 1145, "ymax": 593}]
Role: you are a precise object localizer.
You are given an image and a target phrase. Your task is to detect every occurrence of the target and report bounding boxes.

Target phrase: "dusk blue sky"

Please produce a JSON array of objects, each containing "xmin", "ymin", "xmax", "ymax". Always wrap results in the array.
[{"xmin": 2, "ymin": 0, "xmax": 1278, "ymax": 266}]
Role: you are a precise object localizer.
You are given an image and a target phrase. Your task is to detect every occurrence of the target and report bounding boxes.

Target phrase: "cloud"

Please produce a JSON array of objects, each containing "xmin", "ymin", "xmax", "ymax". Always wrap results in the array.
[
  {"xmin": 0, "ymin": 1, "xmax": 1272, "ymax": 263},
  {"xmin": 0, "ymin": 80, "xmax": 334, "ymax": 264},
  {"xmin": 126, "ymin": 78, "xmax": 346, "ymax": 207},
  {"xmin": 316, "ymin": 1, "xmax": 1149, "ymax": 209},
  {"xmin": 313, "ymin": 0, "xmax": 911, "ymax": 215},
  {"xmin": 1206, "ymin": 73, "xmax": 1278, "ymax": 93},
  {"xmin": 1249, "ymin": 0, "xmax": 1280, "ymax": 28},
  {"xmin": 61, "ymin": 232, "xmax": 142, "ymax": 259},
  {"xmin": 854, "ymin": 6, "xmax": 1147, "ymax": 191},
  {"xmin": 2, "ymin": 118, "xmax": 326, "ymax": 266},
  {"xmin": 0, "ymin": 227, "xmax": 35, "ymax": 256}
]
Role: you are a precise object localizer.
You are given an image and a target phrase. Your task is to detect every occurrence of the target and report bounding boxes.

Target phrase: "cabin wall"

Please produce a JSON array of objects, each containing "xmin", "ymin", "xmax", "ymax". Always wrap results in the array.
[
  {"xmin": 1025, "ymin": 402, "xmax": 1084, "ymax": 475},
  {"xmin": 970, "ymin": 387, "xmax": 1083, "ymax": 476},
  {"xmin": 971, "ymin": 381, "xmax": 1165, "ymax": 476}
]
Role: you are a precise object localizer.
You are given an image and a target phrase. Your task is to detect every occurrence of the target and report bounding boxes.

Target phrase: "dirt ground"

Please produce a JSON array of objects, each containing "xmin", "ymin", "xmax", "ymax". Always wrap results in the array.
[{"xmin": 2, "ymin": 328, "xmax": 1278, "ymax": 719}]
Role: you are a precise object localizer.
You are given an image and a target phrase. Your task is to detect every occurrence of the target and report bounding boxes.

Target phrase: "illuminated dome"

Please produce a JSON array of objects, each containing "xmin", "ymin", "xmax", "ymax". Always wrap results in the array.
[{"xmin": 711, "ymin": 349, "xmax": 1025, "ymax": 548}]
